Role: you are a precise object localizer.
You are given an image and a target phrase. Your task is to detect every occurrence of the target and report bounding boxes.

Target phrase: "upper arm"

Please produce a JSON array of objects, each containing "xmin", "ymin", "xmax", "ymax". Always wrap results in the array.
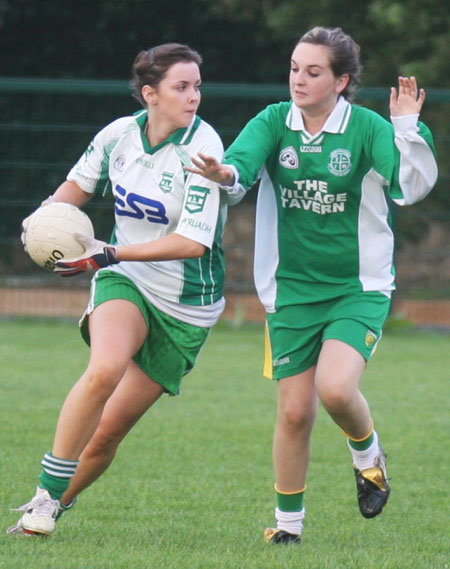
[
  {"xmin": 175, "ymin": 126, "xmax": 224, "ymax": 248},
  {"xmin": 66, "ymin": 117, "xmax": 130, "ymax": 196}
]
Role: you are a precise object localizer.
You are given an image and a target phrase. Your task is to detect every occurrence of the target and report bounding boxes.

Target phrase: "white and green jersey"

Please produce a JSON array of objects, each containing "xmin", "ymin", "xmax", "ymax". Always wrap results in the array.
[
  {"xmin": 67, "ymin": 110, "xmax": 228, "ymax": 327},
  {"xmin": 223, "ymin": 97, "xmax": 438, "ymax": 312}
]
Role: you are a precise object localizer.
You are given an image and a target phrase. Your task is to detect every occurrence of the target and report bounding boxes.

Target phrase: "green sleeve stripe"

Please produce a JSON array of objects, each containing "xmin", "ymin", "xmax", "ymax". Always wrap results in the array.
[
  {"xmin": 180, "ymin": 212, "xmax": 225, "ymax": 306},
  {"xmin": 92, "ymin": 139, "xmax": 118, "ymax": 196},
  {"xmin": 180, "ymin": 244, "xmax": 225, "ymax": 306}
]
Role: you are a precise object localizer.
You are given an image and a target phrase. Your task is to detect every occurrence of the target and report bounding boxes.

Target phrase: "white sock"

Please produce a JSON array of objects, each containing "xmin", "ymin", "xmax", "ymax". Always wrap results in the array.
[
  {"xmin": 348, "ymin": 430, "xmax": 380, "ymax": 471},
  {"xmin": 275, "ymin": 507, "xmax": 305, "ymax": 536}
]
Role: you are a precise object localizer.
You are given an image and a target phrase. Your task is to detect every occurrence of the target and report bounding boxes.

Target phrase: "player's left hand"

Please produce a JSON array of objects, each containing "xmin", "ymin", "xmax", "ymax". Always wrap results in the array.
[
  {"xmin": 390, "ymin": 76, "xmax": 426, "ymax": 117},
  {"xmin": 54, "ymin": 233, "xmax": 119, "ymax": 277}
]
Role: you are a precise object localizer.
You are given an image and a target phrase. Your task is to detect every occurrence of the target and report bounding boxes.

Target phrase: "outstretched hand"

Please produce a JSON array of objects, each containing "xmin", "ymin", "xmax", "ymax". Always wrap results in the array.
[
  {"xmin": 390, "ymin": 76, "xmax": 426, "ymax": 117},
  {"xmin": 185, "ymin": 153, "xmax": 235, "ymax": 186}
]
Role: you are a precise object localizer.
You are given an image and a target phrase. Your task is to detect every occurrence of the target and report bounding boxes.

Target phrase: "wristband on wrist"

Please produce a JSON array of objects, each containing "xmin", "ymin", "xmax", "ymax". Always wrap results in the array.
[{"xmin": 104, "ymin": 246, "xmax": 119, "ymax": 265}]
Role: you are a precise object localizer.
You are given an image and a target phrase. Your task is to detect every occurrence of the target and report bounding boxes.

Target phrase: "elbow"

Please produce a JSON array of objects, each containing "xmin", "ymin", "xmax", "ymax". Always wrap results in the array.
[
  {"xmin": 175, "ymin": 235, "xmax": 207, "ymax": 258},
  {"xmin": 189, "ymin": 243, "xmax": 207, "ymax": 258}
]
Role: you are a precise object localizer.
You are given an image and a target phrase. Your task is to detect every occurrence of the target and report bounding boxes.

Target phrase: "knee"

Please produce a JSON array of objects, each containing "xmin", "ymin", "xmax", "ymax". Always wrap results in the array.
[
  {"xmin": 317, "ymin": 380, "xmax": 352, "ymax": 413},
  {"xmin": 81, "ymin": 362, "xmax": 124, "ymax": 402},
  {"xmin": 278, "ymin": 401, "xmax": 316, "ymax": 434}
]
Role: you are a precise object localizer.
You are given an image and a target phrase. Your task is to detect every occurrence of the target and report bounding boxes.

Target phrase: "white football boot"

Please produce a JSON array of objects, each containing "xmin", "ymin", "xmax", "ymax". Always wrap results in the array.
[{"xmin": 7, "ymin": 487, "xmax": 60, "ymax": 536}]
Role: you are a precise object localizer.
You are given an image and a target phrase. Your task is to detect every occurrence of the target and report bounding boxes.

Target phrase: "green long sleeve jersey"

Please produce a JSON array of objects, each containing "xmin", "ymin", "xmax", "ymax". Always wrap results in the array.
[{"xmin": 224, "ymin": 98, "xmax": 438, "ymax": 312}]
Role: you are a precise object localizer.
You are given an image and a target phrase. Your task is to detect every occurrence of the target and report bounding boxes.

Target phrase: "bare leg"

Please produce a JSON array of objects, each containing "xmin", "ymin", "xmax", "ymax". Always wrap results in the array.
[
  {"xmin": 315, "ymin": 339, "xmax": 390, "ymax": 518},
  {"xmin": 273, "ymin": 367, "xmax": 318, "ymax": 492},
  {"xmin": 61, "ymin": 361, "xmax": 164, "ymax": 505},
  {"xmin": 52, "ymin": 299, "xmax": 148, "ymax": 459},
  {"xmin": 315, "ymin": 339, "xmax": 371, "ymax": 438}
]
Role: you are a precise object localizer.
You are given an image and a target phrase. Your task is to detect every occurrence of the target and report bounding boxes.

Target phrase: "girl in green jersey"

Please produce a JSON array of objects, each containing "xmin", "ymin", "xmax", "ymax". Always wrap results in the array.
[{"xmin": 187, "ymin": 27, "xmax": 437, "ymax": 544}]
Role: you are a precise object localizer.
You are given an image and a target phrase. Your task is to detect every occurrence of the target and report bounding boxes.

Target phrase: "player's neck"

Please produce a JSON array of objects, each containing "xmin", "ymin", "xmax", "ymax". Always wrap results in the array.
[
  {"xmin": 301, "ymin": 110, "xmax": 329, "ymax": 135},
  {"xmin": 145, "ymin": 117, "xmax": 176, "ymax": 148},
  {"xmin": 300, "ymin": 99, "xmax": 338, "ymax": 135}
]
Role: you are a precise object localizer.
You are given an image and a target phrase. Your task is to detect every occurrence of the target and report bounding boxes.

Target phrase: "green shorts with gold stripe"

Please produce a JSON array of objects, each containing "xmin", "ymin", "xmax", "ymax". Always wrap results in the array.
[
  {"xmin": 264, "ymin": 291, "xmax": 391, "ymax": 380},
  {"xmin": 80, "ymin": 270, "xmax": 210, "ymax": 395}
]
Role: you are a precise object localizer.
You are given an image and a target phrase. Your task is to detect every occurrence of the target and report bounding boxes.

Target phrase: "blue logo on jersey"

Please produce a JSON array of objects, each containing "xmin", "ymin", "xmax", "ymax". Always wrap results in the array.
[{"xmin": 114, "ymin": 184, "xmax": 169, "ymax": 225}]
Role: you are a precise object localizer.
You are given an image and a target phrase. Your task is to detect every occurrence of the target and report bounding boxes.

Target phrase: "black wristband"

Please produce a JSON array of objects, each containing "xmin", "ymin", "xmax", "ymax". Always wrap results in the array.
[{"xmin": 104, "ymin": 246, "xmax": 119, "ymax": 265}]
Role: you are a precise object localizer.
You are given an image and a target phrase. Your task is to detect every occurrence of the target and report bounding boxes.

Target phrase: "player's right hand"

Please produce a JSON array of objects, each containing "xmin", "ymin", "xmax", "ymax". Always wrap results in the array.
[{"xmin": 185, "ymin": 153, "xmax": 235, "ymax": 186}]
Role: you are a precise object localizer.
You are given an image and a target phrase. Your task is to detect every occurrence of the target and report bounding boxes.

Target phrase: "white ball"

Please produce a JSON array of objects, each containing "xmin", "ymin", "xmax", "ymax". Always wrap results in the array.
[{"xmin": 24, "ymin": 202, "xmax": 95, "ymax": 269}]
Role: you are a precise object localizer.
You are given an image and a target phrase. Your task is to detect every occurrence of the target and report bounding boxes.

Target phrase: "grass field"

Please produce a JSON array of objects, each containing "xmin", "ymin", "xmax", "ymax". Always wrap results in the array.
[{"xmin": 0, "ymin": 319, "xmax": 448, "ymax": 569}]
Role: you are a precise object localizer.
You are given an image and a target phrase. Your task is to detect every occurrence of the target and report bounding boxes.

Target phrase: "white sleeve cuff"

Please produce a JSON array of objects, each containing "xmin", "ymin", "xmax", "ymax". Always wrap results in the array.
[
  {"xmin": 219, "ymin": 164, "xmax": 241, "ymax": 193},
  {"xmin": 390, "ymin": 114, "xmax": 420, "ymax": 134}
]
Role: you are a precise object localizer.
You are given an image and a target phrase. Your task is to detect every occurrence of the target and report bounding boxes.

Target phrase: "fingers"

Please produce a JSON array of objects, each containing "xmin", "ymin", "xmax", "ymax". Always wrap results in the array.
[
  {"xmin": 391, "ymin": 76, "xmax": 426, "ymax": 116},
  {"xmin": 184, "ymin": 166, "xmax": 202, "ymax": 175},
  {"xmin": 54, "ymin": 257, "xmax": 93, "ymax": 276},
  {"xmin": 397, "ymin": 76, "xmax": 423, "ymax": 101},
  {"xmin": 55, "ymin": 266, "xmax": 84, "ymax": 277},
  {"xmin": 409, "ymin": 76, "xmax": 418, "ymax": 95},
  {"xmin": 184, "ymin": 153, "xmax": 232, "ymax": 184},
  {"xmin": 73, "ymin": 232, "xmax": 94, "ymax": 248},
  {"xmin": 418, "ymin": 88, "xmax": 426, "ymax": 106},
  {"xmin": 189, "ymin": 156, "xmax": 206, "ymax": 169},
  {"xmin": 185, "ymin": 153, "xmax": 220, "ymax": 178},
  {"xmin": 390, "ymin": 86, "xmax": 397, "ymax": 106},
  {"xmin": 398, "ymin": 76, "xmax": 416, "ymax": 97},
  {"xmin": 197, "ymin": 153, "xmax": 218, "ymax": 165},
  {"xmin": 53, "ymin": 260, "xmax": 83, "ymax": 277},
  {"xmin": 184, "ymin": 155, "xmax": 205, "ymax": 176},
  {"xmin": 21, "ymin": 214, "xmax": 33, "ymax": 250},
  {"xmin": 190, "ymin": 153, "xmax": 219, "ymax": 168}
]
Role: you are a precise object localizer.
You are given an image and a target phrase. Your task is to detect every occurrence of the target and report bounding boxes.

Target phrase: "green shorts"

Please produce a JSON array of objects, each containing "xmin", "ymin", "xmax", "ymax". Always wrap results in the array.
[
  {"xmin": 80, "ymin": 270, "xmax": 210, "ymax": 395},
  {"xmin": 264, "ymin": 291, "xmax": 391, "ymax": 380}
]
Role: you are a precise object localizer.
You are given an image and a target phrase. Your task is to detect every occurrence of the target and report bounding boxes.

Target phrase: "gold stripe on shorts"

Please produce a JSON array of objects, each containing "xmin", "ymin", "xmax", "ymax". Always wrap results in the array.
[{"xmin": 264, "ymin": 321, "xmax": 273, "ymax": 380}]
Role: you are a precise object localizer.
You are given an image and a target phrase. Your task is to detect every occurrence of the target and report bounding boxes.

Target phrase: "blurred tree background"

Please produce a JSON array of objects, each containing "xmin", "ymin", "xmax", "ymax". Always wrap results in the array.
[
  {"xmin": 0, "ymin": 0, "xmax": 449, "ymax": 299},
  {"xmin": 1, "ymin": 0, "xmax": 449, "ymax": 86}
]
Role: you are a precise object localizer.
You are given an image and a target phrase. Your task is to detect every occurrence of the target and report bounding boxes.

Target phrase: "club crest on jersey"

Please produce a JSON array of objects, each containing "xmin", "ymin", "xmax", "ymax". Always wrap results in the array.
[
  {"xmin": 365, "ymin": 329, "xmax": 378, "ymax": 347},
  {"xmin": 185, "ymin": 185, "xmax": 210, "ymax": 213},
  {"xmin": 328, "ymin": 149, "xmax": 352, "ymax": 177},
  {"xmin": 159, "ymin": 171, "xmax": 174, "ymax": 193},
  {"xmin": 279, "ymin": 146, "xmax": 299, "ymax": 169},
  {"xmin": 114, "ymin": 155, "xmax": 126, "ymax": 172}
]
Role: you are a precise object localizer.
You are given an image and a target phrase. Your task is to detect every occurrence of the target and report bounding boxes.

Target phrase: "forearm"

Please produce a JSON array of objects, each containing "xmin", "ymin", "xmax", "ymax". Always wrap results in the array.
[
  {"xmin": 116, "ymin": 233, "xmax": 206, "ymax": 262},
  {"xmin": 52, "ymin": 181, "xmax": 93, "ymax": 208},
  {"xmin": 391, "ymin": 116, "xmax": 438, "ymax": 206}
]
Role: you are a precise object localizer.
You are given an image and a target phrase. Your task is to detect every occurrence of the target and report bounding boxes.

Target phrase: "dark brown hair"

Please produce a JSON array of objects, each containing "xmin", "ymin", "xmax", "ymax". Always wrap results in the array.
[
  {"xmin": 130, "ymin": 43, "xmax": 202, "ymax": 107},
  {"xmin": 297, "ymin": 27, "xmax": 362, "ymax": 101}
]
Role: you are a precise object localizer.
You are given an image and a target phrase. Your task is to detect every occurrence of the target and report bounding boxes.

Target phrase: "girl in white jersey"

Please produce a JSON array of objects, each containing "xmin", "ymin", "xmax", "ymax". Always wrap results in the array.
[
  {"xmin": 9, "ymin": 43, "xmax": 241, "ymax": 537},
  {"xmin": 187, "ymin": 27, "xmax": 438, "ymax": 544}
]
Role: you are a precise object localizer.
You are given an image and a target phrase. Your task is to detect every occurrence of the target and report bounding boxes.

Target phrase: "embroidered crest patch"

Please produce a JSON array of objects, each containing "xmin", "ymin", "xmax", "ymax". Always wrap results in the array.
[
  {"xmin": 159, "ymin": 171, "xmax": 174, "ymax": 193},
  {"xmin": 185, "ymin": 185, "xmax": 210, "ymax": 213},
  {"xmin": 279, "ymin": 146, "xmax": 299, "ymax": 169},
  {"xmin": 328, "ymin": 148, "xmax": 352, "ymax": 177}
]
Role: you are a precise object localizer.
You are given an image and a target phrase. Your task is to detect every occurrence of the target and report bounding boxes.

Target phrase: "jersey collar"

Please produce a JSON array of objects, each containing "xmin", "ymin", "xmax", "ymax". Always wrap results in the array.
[
  {"xmin": 134, "ymin": 110, "xmax": 201, "ymax": 154},
  {"xmin": 286, "ymin": 96, "xmax": 352, "ymax": 134}
]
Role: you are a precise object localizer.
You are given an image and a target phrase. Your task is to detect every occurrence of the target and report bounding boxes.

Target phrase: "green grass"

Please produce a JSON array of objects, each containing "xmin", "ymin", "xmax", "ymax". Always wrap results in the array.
[{"xmin": 0, "ymin": 319, "xmax": 448, "ymax": 569}]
